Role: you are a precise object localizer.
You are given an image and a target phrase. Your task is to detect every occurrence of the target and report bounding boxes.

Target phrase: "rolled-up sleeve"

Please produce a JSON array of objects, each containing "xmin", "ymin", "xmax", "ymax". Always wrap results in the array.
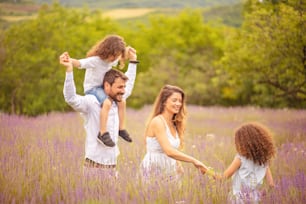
[
  {"xmin": 63, "ymin": 72, "xmax": 89, "ymax": 113},
  {"xmin": 123, "ymin": 63, "xmax": 137, "ymax": 99}
]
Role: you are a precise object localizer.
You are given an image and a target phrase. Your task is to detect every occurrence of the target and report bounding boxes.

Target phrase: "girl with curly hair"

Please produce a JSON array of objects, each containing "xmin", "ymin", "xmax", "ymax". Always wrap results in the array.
[{"xmin": 210, "ymin": 122, "xmax": 276, "ymax": 203}]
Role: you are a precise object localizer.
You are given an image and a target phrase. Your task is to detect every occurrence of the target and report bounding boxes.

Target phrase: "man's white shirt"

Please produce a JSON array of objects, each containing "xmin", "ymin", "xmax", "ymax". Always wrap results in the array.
[{"xmin": 63, "ymin": 63, "xmax": 137, "ymax": 165}]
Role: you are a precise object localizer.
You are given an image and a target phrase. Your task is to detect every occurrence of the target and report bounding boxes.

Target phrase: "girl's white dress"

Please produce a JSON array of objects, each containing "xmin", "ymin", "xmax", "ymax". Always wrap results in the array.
[
  {"xmin": 140, "ymin": 117, "xmax": 181, "ymax": 183},
  {"xmin": 230, "ymin": 154, "xmax": 268, "ymax": 203}
]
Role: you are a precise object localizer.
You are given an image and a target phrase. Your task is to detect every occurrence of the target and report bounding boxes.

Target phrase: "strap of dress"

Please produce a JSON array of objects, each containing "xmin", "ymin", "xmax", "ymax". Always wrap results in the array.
[
  {"xmin": 159, "ymin": 115, "xmax": 170, "ymax": 131},
  {"xmin": 159, "ymin": 115, "xmax": 179, "ymax": 140}
]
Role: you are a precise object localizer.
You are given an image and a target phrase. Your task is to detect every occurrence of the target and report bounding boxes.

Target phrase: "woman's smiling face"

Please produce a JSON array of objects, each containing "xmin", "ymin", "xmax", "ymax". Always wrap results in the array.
[{"xmin": 165, "ymin": 92, "xmax": 183, "ymax": 114}]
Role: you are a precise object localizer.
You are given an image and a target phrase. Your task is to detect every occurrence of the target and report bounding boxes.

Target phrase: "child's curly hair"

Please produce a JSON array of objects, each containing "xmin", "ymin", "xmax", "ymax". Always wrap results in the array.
[
  {"xmin": 235, "ymin": 122, "xmax": 276, "ymax": 166},
  {"xmin": 86, "ymin": 35, "xmax": 126, "ymax": 68}
]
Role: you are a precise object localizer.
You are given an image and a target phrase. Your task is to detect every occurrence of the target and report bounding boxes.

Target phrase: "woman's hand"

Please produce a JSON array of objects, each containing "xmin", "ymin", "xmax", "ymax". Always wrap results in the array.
[{"xmin": 193, "ymin": 160, "xmax": 209, "ymax": 174}]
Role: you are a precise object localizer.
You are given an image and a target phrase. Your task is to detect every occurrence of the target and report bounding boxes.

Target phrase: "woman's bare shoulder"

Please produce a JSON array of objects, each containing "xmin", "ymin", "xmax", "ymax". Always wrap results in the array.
[
  {"xmin": 148, "ymin": 115, "xmax": 163, "ymax": 129},
  {"xmin": 146, "ymin": 116, "xmax": 162, "ymax": 137}
]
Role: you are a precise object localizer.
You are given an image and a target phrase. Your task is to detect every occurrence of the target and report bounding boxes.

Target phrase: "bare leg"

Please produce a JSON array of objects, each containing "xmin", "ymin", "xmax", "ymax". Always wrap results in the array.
[
  {"xmin": 97, "ymin": 98, "xmax": 115, "ymax": 147},
  {"xmin": 118, "ymin": 99, "xmax": 132, "ymax": 142},
  {"xmin": 118, "ymin": 100, "xmax": 126, "ymax": 130},
  {"xmin": 100, "ymin": 98, "xmax": 112, "ymax": 134}
]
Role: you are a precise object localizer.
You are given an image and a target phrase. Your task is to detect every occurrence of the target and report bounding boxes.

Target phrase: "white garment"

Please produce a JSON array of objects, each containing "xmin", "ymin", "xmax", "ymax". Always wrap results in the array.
[
  {"xmin": 140, "ymin": 116, "xmax": 181, "ymax": 182},
  {"xmin": 63, "ymin": 63, "xmax": 137, "ymax": 165},
  {"xmin": 230, "ymin": 154, "xmax": 267, "ymax": 203},
  {"xmin": 78, "ymin": 56, "xmax": 113, "ymax": 92}
]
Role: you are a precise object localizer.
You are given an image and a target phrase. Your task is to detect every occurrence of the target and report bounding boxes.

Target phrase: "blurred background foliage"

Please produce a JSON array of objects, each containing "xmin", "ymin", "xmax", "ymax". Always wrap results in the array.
[
  {"xmin": 30, "ymin": 0, "xmax": 240, "ymax": 9},
  {"xmin": 0, "ymin": 0, "xmax": 305, "ymax": 116}
]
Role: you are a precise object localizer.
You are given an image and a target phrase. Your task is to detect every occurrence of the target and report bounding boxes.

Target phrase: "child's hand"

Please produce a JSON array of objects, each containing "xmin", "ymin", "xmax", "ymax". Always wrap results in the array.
[
  {"xmin": 205, "ymin": 167, "xmax": 223, "ymax": 179},
  {"xmin": 60, "ymin": 51, "xmax": 70, "ymax": 62},
  {"xmin": 206, "ymin": 167, "xmax": 215, "ymax": 177},
  {"xmin": 126, "ymin": 46, "xmax": 137, "ymax": 61},
  {"xmin": 59, "ymin": 52, "xmax": 73, "ymax": 71}
]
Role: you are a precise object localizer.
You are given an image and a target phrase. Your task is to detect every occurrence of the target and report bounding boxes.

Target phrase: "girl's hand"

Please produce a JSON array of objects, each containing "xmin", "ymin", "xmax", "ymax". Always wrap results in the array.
[
  {"xmin": 59, "ymin": 52, "xmax": 73, "ymax": 71},
  {"xmin": 60, "ymin": 52, "xmax": 70, "ymax": 62},
  {"xmin": 206, "ymin": 167, "xmax": 216, "ymax": 178},
  {"xmin": 206, "ymin": 168, "xmax": 223, "ymax": 179}
]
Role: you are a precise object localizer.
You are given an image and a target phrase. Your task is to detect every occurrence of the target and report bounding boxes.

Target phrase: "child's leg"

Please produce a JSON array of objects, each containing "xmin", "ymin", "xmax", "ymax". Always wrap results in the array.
[
  {"xmin": 100, "ymin": 98, "xmax": 112, "ymax": 134},
  {"xmin": 97, "ymin": 98, "xmax": 115, "ymax": 147},
  {"xmin": 118, "ymin": 99, "xmax": 132, "ymax": 142},
  {"xmin": 118, "ymin": 100, "xmax": 126, "ymax": 130}
]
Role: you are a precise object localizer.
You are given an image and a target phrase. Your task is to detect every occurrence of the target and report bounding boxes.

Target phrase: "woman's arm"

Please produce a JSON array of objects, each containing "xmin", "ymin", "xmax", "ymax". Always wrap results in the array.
[{"xmin": 152, "ymin": 117, "xmax": 209, "ymax": 172}]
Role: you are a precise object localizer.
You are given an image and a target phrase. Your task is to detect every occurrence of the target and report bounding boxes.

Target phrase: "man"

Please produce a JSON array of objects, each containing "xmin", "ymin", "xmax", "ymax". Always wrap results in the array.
[{"xmin": 59, "ymin": 47, "xmax": 138, "ymax": 178}]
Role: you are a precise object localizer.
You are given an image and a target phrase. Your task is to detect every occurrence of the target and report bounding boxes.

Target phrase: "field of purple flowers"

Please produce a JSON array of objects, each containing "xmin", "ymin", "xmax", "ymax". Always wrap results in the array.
[{"xmin": 0, "ymin": 106, "xmax": 305, "ymax": 203}]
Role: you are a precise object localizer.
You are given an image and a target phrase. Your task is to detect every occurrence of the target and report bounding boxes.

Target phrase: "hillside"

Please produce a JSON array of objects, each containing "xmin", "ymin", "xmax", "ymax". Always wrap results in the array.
[
  {"xmin": 0, "ymin": 1, "xmax": 243, "ymax": 27},
  {"xmin": 33, "ymin": 0, "xmax": 240, "ymax": 9}
]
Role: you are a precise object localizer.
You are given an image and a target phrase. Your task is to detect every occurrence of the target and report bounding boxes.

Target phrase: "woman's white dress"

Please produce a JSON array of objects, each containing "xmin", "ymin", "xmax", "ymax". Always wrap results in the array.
[
  {"xmin": 140, "ymin": 117, "xmax": 181, "ymax": 183},
  {"xmin": 230, "ymin": 154, "xmax": 268, "ymax": 203}
]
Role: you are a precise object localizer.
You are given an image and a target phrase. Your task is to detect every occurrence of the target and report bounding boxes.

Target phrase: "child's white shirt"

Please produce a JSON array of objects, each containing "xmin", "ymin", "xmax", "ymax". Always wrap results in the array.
[
  {"xmin": 78, "ymin": 56, "xmax": 112, "ymax": 93},
  {"xmin": 232, "ymin": 154, "xmax": 267, "ymax": 196}
]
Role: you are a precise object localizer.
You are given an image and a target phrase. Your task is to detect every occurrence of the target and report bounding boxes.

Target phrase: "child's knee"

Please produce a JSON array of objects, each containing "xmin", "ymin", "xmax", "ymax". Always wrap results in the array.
[
  {"xmin": 102, "ymin": 98, "xmax": 112, "ymax": 108},
  {"xmin": 119, "ymin": 100, "xmax": 126, "ymax": 106}
]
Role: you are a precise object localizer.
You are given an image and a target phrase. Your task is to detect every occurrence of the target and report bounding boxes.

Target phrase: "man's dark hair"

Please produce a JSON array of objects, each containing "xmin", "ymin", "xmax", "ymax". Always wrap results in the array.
[{"xmin": 102, "ymin": 69, "xmax": 128, "ymax": 88}]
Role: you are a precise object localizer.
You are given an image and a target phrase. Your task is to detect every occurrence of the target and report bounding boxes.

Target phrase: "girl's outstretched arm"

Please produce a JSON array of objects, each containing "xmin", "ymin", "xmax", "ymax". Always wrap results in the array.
[
  {"xmin": 207, "ymin": 156, "xmax": 241, "ymax": 179},
  {"xmin": 222, "ymin": 156, "xmax": 241, "ymax": 179},
  {"xmin": 265, "ymin": 167, "xmax": 275, "ymax": 187}
]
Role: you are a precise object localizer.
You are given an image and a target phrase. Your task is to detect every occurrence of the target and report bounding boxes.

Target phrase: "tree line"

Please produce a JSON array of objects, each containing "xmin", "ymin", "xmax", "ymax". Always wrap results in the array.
[{"xmin": 0, "ymin": 0, "xmax": 305, "ymax": 116}]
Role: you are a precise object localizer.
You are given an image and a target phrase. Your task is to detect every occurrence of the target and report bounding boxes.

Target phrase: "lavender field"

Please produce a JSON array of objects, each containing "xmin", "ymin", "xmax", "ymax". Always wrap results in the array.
[{"xmin": 0, "ymin": 106, "xmax": 305, "ymax": 203}]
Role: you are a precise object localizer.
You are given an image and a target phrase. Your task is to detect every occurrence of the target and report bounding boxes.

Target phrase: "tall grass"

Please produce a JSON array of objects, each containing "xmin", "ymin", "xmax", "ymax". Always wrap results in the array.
[{"xmin": 1, "ymin": 106, "xmax": 305, "ymax": 203}]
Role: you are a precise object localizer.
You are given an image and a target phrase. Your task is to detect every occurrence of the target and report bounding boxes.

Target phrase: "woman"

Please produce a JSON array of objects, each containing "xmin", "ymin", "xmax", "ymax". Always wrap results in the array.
[{"xmin": 140, "ymin": 85, "xmax": 209, "ymax": 184}]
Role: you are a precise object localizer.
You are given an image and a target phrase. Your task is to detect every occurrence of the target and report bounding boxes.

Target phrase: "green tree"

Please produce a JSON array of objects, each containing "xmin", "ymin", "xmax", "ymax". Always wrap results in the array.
[
  {"xmin": 0, "ymin": 3, "xmax": 123, "ymax": 115},
  {"xmin": 129, "ymin": 9, "xmax": 225, "ymax": 107},
  {"xmin": 221, "ymin": 0, "xmax": 306, "ymax": 107}
]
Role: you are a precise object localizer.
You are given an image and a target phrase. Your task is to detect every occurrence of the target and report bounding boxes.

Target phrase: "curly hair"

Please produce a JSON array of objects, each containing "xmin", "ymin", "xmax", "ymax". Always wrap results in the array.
[
  {"xmin": 86, "ymin": 35, "xmax": 126, "ymax": 68},
  {"xmin": 147, "ymin": 85, "xmax": 187, "ymax": 149},
  {"xmin": 235, "ymin": 122, "xmax": 276, "ymax": 166}
]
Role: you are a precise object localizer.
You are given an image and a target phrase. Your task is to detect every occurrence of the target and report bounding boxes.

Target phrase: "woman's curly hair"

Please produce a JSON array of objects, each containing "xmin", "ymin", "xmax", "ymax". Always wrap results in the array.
[{"xmin": 235, "ymin": 122, "xmax": 276, "ymax": 165}]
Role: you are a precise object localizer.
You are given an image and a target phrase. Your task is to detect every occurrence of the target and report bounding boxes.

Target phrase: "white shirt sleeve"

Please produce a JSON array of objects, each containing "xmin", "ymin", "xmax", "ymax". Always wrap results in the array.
[
  {"xmin": 123, "ymin": 63, "xmax": 137, "ymax": 100},
  {"xmin": 79, "ymin": 56, "xmax": 104, "ymax": 69},
  {"xmin": 63, "ymin": 72, "xmax": 94, "ymax": 113}
]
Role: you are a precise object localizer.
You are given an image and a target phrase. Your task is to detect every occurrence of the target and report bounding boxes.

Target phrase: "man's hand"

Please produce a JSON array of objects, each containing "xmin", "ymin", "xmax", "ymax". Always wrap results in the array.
[
  {"xmin": 59, "ymin": 52, "xmax": 73, "ymax": 72},
  {"xmin": 126, "ymin": 46, "xmax": 137, "ymax": 61}
]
